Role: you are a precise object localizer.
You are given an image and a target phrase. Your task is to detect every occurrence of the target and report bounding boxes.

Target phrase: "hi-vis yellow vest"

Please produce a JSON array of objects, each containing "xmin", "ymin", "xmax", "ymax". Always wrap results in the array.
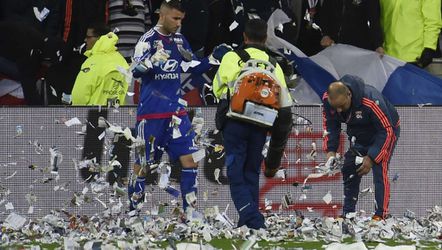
[{"xmin": 213, "ymin": 47, "xmax": 291, "ymax": 104}]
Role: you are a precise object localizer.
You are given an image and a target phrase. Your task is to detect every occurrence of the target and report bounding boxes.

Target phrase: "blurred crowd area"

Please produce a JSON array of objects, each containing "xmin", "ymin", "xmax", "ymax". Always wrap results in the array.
[{"xmin": 0, "ymin": 0, "xmax": 441, "ymax": 106}]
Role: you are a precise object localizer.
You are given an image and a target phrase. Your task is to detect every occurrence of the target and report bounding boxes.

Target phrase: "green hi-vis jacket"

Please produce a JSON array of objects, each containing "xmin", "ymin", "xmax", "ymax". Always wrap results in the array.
[
  {"xmin": 381, "ymin": 0, "xmax": 442, "ymax": 62},
  {"xmin": 212, "ymin": 47, "xmax": 292, "ymax": 107},
  {"xmin": 72, "ymin": 32, "xmax": 129, "ymax": 105}
]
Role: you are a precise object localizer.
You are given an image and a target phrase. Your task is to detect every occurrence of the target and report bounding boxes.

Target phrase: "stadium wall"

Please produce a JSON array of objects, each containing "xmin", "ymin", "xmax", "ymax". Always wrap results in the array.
[{"xmin": 0, "ymin": 106, "xmax": 440, "ymax": 221}]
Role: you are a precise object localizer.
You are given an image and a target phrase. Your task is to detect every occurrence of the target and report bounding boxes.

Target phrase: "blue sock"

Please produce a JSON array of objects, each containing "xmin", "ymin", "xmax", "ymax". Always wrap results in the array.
[
  {"xmin": 128, "ymin": 176, "xmax": 145, "ymax": 210},
  {"xmin": 181, "ymin": 168, "xmax": 198, "ymax": 211}
]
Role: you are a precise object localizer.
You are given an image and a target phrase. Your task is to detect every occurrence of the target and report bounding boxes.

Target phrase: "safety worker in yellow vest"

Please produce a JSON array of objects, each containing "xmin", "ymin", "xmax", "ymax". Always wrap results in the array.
[{"xmin": 212, "ymin": 18, "xmax": 294, "ymax": 229}]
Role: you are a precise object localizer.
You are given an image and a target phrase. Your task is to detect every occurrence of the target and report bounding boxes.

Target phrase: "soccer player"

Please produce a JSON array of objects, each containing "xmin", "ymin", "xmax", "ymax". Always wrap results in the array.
[
  {"xmin": 323, "ymin": 75, "xmax": 400, "ymax": 220},
  {"xmin": 127, "ymin": 0, "xmax": 228, "ymax": 213}
]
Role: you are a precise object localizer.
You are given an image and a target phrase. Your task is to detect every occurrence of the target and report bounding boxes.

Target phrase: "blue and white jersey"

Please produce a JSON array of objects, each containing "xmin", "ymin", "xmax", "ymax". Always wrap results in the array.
[{"xmin": 133, "ymin": 27, "xmax": 210, "ymax": 120}]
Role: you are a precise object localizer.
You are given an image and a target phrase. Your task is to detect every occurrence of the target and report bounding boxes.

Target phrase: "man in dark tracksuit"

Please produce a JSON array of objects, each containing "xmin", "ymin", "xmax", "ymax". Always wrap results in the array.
[
  {"xmin": 319, "ymin": 0, "xmax": 384, "ymax": 54},
  {"xmin": 322, "ymin": 75, "xmax": 399, "ymax": 220}
]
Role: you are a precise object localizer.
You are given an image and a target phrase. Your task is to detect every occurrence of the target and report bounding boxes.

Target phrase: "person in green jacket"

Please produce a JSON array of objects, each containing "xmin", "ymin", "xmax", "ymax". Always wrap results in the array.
[
  {"xmin": 380, "ymin": 0, "xmax": 442, "ymax": 68},
  {"xmin": 71, "ymin": 23, "xmax": 129, "ymax": 105},
  {"xmin": 213, "ymin": 19, "xmax": 293, "ymax": 229}
]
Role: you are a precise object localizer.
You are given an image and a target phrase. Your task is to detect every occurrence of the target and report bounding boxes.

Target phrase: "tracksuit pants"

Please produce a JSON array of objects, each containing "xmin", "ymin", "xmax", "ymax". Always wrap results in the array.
[{"xmin": 342, "ymin": 127, "xmax": 400, "ymax": 218}]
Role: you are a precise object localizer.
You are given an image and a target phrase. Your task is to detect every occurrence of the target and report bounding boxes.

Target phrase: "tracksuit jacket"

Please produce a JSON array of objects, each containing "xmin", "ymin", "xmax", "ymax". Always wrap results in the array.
[{"xmin": 322, "ymin": 75, "xmax": 399, "ymax": 164}]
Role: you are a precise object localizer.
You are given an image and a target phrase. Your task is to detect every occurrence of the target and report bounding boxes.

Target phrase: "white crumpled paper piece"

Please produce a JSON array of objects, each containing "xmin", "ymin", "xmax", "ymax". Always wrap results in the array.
[
  {"xmin": 360, "ymin": 187, "xmax": 373, "ymax": 198},
  {"xmin": 275, "ymin": 169, "xmax": 286, "ymax": 180},
  {"xmin": 5, "ymin": 213, "xmax": 27, "ymax": 230},
  {"xmin": 98, "ymin": 131, "xmax": 106, "ymax": 141},
  {"xmin": 325, "ymin": 242, "xmax": 368, "ymax": 250},
  {"xmin": 185, "ymin": 191, "xmax": 197, "ymax": 207},
  {"xmin": 192, "ymin": 116, "xmax": 204, "ymax": 136},
  {"xmin": 214, "ymin": 168, "xmax": 222, "ymax": 184},
  {"xmin": 5, "ymin": 171, "xmax": 17, "ymax": 180},
  {"xmin": 64, "ymin": 117, "xmax": 82, "ymax": 127},
  {"xmin": 181, "ymin": 60, "xmax": 201, "ymax": 72},
  {"xmin": 229, "ymin": 21, "xmax": 239, "ymax": 31},
  {"xmin": 176, "ymin": 243, "xmax": 215, "ymax": 250},
  {"xmin": 374, "ymin": 244, "xmax": 416, "ymax": 250},
  {"xmin": 5, "ymin": 202, "xmax": 14, "ymax": 210},
  {"xmin": 323, "ymin": 191, "xmax": 333, "ymax": 204},
  {"xmin": 64, "ymin": 237, "xmax": 81, "ymax": 250},
  {"xmin": 192, "ymin": 149, "xmax": 206, "ymax": 163},
  {"xmin": 234, "ymin": 6, "xmax": 243, "ymax": 14},
  {"xmin": 33, "ymin": 7, "xmax": 49, "ymax": 22},
  {"xmin": 158, "ymin": 163, "xmax": 171, "ymax": 189}
]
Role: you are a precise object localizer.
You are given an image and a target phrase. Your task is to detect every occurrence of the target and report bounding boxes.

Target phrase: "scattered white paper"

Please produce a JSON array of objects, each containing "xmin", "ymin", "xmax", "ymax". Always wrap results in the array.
[
  {"xmin": 158, "ymin": 164, "xmax": 171, "ymax": 189},
  {"xmin": 234, "ymin": 6, "xmax": 243, "ymax": 14},
  {"xmin": 229, "ymin": 21, "xmax": 239, "ymax": 31},
  {"xmin": 275, "ymin": 169, "xmax": 286, "ymax": 180},
  {"xmin": 302, "ymin": 172, "xmax": 325, "ymax": 187},
  {"xmin": 325, "ymin": 242, "xmax": 368, "ymax": 250},
  {"xmin": 192, "ymin": 149, "xmax": 206, "ymax": 162},
  {"xmin": 98, "ymin": 131, "xmax": 106, "ymax": 141},
  {"xmin": 180, "ymin": 60, "xmax": 201, "ymax": 72},
  {"xmin": 276, "ymin": 23, "xmax": 284, "ymax": 33},
  {"xmin": 94, "ymin": 197, "xmax": 107, "ymax": 208},
  {"xmin": 171, "ymin": 115, "xmax": 182, "ymax": 126},
  {"xmin": 64, "ymin": 237, "xmax": 81, "ymax": 249},
  {"xmin": 65, "ymin": 117, "xmax": 82, "ymax": 127},
  {"xmin": 33, "ymin": 7, "xmax": 50, "ymax": 22},
  {"xmin": 323, "ymin": 191, "xmax": 332, "ymax": 204},
  {"xmin": 178, "ymin": 98, "xmax": 188, "ymax": 107},
  {"xmin": 374, "ymin": 244, "xmax": 415, "ymax": 250},
  {"xmin": 360, "ymin": 187, "xmax": 373, "ymax": 197},
  {"xmin": 5, "ymin": 213, "xmax": 27, "ymax": 230},
  {"xmin": 5, "ymin": 202, "xmax": 14, "ymax": 210},
  {"xmin": 5, "ymin": 171, "xmax": 17, "ymax": 180},
  {"xmin": 214, "ymin": 168, "xmax": 221, "ymax": 184},
  {"xmin": 185, "ymin": 191, "xmax": 197, "ymax": 206},
  {"xmin": 203, "ymin": 228, "xmax": 212, "ymax": 242},
  {"xmin": 355, "ymin": 156, "xmax": 364, "ymax": 165},
  {"xmin": 172, "ymin": 127, "xmax": 182, "ymax": 139},
  {"xmin": 299, "ymin": 194, "xmax": 307, "ymax": 200},
  {"xmin": 50, "ymin": 85, "xmax": 57, "ymax": 97},
  {"xmin": 61, "ymin": 93, "xmax": 72, "ymax": 104},
  {"xmin": 247, "ymin": 13, "xmax": 260, "ymax": 19}
]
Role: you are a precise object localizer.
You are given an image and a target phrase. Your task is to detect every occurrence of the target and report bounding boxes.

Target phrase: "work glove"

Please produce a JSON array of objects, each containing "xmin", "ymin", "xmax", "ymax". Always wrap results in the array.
[
  {"xmin": 212, "ymin": 43, "xmax": 233, "ymax": 61},
  {"xmin": 416, "ymin": 48, "xmax": 435, "ymax": 68}
]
